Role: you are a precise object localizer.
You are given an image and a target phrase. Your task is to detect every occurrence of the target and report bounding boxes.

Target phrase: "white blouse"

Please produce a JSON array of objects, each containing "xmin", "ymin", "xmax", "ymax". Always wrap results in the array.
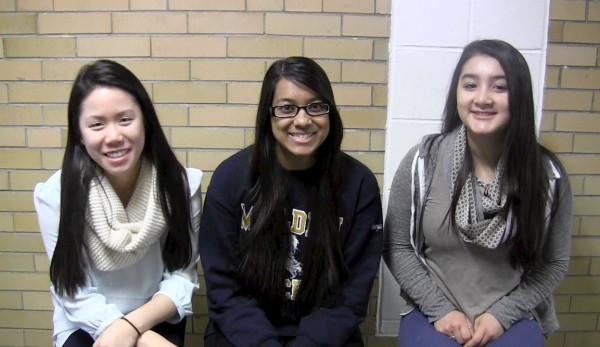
[{"xmin": 33, "ymin": 168, "xmax": 202, "ymax": 346}]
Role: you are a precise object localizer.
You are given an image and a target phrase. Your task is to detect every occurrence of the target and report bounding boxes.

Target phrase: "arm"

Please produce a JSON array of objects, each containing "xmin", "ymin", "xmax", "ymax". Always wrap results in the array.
[
  {"xmin": 382, "ymin": 148, "xmax": 457, "ymax": 322},
  {"xmin": 99, "ymin": 169, "xmax": 205, "ymax": 345},
  {"xmin": 486, "ymin": 174, "xmax": 573, "ymax": 330},
  {"xmin": 153, "ymin": 168, "xmax": 203, "ymax": 323},
  {"xmin": 34, "ymin": 174, "xmax": 125, "ymax": 339},
  {"xmin": 199, "ymin": 161, "xmax": 281, "ymax": 347},
  {"xmin": 94, "ymin": 295, "xmax": 177, "ymax": 347},
  {"xmin": 291, "ymin": 167, "xmax": 383, "ymax": 346},
  {"xmin": 35, "ymin": 169, "xmax": 203, "ymax": 343},
  {"xmin": 94, "ymin": 169, "xmax": 202, "ymax": 347}
]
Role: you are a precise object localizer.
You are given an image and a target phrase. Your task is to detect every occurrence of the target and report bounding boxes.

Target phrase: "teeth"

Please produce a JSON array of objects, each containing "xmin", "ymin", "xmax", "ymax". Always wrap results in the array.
[
  {"xmin": 106, "ymin": 150, "xmax": 128, "ymax": 158},
  {"xmin": 290, "ymin": 133, "xmax": 313, "ymax": 139}
]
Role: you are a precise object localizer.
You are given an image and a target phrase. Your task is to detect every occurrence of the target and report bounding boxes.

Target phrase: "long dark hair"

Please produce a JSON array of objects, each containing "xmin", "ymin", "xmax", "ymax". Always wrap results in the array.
[
  {"xmin": 238, "ymin": 57, "xmax": 347, "ymax": 318},
  {"xmin": 439, "ymin": 39, "xmax": 562, "ymax": 271},
  {"xmin": 51, "ymin": 60, "xmax": 193, "ymax": 297}
]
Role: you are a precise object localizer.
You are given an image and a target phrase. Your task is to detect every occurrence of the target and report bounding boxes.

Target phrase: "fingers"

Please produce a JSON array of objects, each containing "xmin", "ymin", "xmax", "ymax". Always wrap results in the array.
[
  {"xmin": 434, "ymin": 310, "xmax": 474, "ymax": 344},
  {"xmin": 463, "ymin": 329, "xmax": 485, "ymax": 347},
  {"xmin": 458, "ymin": 323, "xmax": 473, "ymax": 342},
  {"xmin": 449, "ymin": 323, "xmax": 472, "ymax": 344}
]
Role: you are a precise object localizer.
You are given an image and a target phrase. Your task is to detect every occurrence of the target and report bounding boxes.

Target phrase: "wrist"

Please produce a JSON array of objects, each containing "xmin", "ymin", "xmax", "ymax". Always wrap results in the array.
[{"xmin": 121, "ymin": 316, "xmax": 142, "ymax": 338}]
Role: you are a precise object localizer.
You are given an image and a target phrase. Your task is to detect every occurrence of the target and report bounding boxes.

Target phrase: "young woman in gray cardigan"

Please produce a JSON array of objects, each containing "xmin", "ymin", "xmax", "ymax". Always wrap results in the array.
[{"xmin": 383, "ymin": 40, "xmax": 572, "ymax": 347}]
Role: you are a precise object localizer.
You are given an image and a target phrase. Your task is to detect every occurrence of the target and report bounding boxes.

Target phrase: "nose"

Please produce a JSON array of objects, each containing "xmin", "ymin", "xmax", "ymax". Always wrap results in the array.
[
  {"xmin": 293, "ymin": 108, "xmax": 312, "ymax": 127},
  {"xmin": 475, "ymin": 88, "xmax": 492, "ymax": 106},
  {"xmin": 105, "ymin": 124, "xmax": 123, "ymax": 144}
]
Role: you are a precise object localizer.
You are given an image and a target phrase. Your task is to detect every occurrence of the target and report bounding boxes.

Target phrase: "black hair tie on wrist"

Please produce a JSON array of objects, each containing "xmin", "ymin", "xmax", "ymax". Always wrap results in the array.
[{"xmin": 121, "ymin": 316, "xmax": 141, "ymax": 337}]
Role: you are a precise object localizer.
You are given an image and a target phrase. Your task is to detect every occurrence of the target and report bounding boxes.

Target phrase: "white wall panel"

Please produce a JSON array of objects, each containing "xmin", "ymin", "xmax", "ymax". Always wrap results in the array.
[
  {"xmin": 392, "ymin": 0, "xmax": 471, "ymax": 47},
  {"xmin": 471, "ymin": 0, "xmax": 548, "ymax": 48},
  {"xmin": 388, "ymin": 48, "xmax": 460, "ymax": 120},
  {"xmin": 383, "ymin": 119, "xmax": 441, "ymax": 193}
]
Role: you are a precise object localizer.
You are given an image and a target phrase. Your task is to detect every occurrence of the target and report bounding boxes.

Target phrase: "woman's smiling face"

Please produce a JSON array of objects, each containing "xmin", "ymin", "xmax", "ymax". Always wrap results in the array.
[
  {"xmin": 270, "ymin": 78, "xmax": 330, "ymax": 170},
  {"xmin": 457, "ymin": 54, "xmax": 510, "ymax": 142},
  {"xmin": 79, "ymin": 87, "xmax": 145, "ymax": 187}
]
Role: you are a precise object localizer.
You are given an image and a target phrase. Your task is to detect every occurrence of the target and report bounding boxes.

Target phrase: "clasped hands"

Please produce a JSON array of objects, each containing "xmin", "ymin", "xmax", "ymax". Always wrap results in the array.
[{"xmin": 434, "ymin": 311, "xmax": 504, "ymax": 347}]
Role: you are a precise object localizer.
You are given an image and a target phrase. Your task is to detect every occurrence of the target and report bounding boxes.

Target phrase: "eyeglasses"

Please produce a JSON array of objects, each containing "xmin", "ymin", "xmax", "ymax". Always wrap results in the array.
[{"xmin": 270, "ymin": 102, "xmax": 330, "ymax": 118}]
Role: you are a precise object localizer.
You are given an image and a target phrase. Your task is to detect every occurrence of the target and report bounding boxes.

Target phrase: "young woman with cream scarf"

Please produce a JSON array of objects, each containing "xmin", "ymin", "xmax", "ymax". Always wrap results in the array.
[{"xmin": 34, "ymin": 60, "xmax": 202, "ymax": 347}]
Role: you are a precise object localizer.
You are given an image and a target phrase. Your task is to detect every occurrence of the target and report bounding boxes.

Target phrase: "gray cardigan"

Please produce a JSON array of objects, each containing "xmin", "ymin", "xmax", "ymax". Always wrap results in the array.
[{"xmin": 382, "ymin": 129, "xmax": 573, "ymax": 336}]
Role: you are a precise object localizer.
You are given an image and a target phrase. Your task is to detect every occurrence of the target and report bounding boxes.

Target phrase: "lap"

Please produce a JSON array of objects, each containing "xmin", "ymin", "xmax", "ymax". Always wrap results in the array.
[
  {"xmin": 398, "ymin": 309, "xmax": 460, "ymax": 347},
  {"xmin": 398, "ymin": 309, "xmax": 544, "ymax": 347},
  {"xmin": 204, "ymin": 324, "xmax": 364, "ymax": 347},
  {"xmin": 62, "ymin": 318, "xmax": 187, "ymax": 347},
  {"xmin": 487, "ymin": 317, "xmax": 544, "ymax": 347}
]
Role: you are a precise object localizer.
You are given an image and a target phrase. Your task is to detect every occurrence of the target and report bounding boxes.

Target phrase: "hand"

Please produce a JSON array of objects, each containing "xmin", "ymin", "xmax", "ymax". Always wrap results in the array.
[
  {"xmin": 463, "ymin": 313, "xmax": 504, "ymax": 347},
  {"xmin": 93, "ymin": 318, "xmax": 139, "ymax": 347},
  {"xmin": 434, "ymin": 310, "xmax": 473, "ymax": 345},
  {"xmin": 136, "ymin": 330, "xmax": 176, "ymax": 347}
]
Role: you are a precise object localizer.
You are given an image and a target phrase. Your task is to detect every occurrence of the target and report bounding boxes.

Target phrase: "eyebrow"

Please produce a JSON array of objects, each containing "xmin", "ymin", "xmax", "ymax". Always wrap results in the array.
[
  {"xmin": 460, "ymin": 73, "xmax": 506, "ymax": 81},
  {"xmin": 273, "ymin": 97, "xmax": 323, "ymax": 105},
  {"xmin": 85, "ymin": 109, "xmax": 136, "ymax": 119}
]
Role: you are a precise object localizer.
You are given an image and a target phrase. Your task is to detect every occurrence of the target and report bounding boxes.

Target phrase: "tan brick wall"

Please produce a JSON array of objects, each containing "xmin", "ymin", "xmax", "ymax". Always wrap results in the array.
[
  {"xmin": 543, "ymin": 1, "xmax": 600, "ymax": 347},
  {"xmin": 0, "ymin": 1, "xmax": 392, "ymax": 346}
]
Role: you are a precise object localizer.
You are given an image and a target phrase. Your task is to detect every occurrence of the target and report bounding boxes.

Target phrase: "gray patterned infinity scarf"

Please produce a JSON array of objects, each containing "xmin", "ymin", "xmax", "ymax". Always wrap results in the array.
[{"xmin": 450, "ymin": 126, "xmax": 514, "ymax": 248}]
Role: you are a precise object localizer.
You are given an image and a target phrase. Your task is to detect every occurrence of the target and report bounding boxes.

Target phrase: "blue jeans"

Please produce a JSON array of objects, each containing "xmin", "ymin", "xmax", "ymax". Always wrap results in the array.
[{"xmin": 398, "ymin": 309, "xmax": 544, "ymax": 347}]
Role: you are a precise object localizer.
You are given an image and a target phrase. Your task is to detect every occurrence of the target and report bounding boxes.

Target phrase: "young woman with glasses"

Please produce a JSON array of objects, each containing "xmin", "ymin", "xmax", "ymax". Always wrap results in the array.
[{"xmin": 199, "ymin": 56, "xmax": 383, "ymax": 346}]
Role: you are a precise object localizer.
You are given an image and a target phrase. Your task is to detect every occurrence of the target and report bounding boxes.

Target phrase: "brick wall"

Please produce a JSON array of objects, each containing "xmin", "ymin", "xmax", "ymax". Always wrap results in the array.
[
  {"xmin": 542, "ymin": 1, "xmax": 600, "ymax": 347},
  {"xmin": 0, "ymin": 1, "xmax": 391, "ymax": 346}
]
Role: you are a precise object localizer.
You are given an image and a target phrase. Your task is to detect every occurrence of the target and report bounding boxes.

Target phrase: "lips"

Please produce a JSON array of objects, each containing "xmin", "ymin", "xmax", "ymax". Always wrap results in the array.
[{"xmin": 471, "ymin": 111, "xmax": 496, "ymax": 117}]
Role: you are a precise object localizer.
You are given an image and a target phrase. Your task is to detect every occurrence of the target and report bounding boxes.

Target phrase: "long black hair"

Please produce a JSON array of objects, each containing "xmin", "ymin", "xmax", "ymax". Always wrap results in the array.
[
  {"xmin": 51, "ymin": 60, "xmax": 193, "ymax": 297},
  {"xmin": 439, "ymin": 39, "xmax": 562, "ymax": 271},
  {"xmin": 238, "ymin": 57, "xmax": 348, "ymax": 318}
]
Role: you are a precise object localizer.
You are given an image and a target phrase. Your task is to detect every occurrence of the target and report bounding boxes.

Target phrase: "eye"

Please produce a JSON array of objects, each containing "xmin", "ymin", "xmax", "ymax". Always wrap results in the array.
[
  {"xmin": 492, "ymin": 84, "xmax": 508, "ymax": 92},
  {"xmin": 463, "ymin": 83, "xmax": 477, "ymax": 90},
  {"xmin": 306, "ymin": 103, "xmax": 329, "ymax": 114},
  {"xmin": 120, "ymin": 117, "xmax": 134, "ymax": 125},
  {"xmin": 277, "ymin": 105, "xmax": 298, "ymax": 115},
  {"xmin": 89, "ymin": 122, "xmax": 103, "ymax": 130}
]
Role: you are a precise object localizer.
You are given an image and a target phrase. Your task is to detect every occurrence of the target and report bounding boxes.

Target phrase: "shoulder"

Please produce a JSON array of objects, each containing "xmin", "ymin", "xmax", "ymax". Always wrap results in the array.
[
  {"xmin": 339, "ymin": 153, "xmax": 380, "ymax": 193},
  {"xmin": 33, "ymin": 170, "xmax": 62, "ymax": 212},
  {"xmin": 542, "ymin": 152, "xmax": 572, "ymax": 197},
  {"xmin": 542, "ymin": 153, "xmax": 566, "ymax": 180},
  {"xmin": 340, "ymin": 152, "xmax": 375, "ymax": 179},
  {"xmin": 214, "ymin": 147, "xmax": 252, "ymax": 177},
  {"xmin": 185, "ymin": 167, "xmax": 203, "ymax": 197},
  {"xmin": 206, "ymin": 147, "xmax": 252, "ymax": 197}
]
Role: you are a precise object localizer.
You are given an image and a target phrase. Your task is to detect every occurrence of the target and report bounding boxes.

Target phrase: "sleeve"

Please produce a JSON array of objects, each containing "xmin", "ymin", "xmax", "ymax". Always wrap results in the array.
[
  {"xmin": 154, "ymin": 168, "xmax": 203, "ymax": 323},
  {"xmin": 33, "ymin": 172, "xmax": 123, "ymax": 339},
  {"xmin": 382, "ymin": 148, "xmax": 457, "ymax": 322},
  {"xmin": 486, "ymin": 171, "xmax": 573, "ymax": 329},
  {"xmin": 199, "ymin": 162, "xmax": 282, "ymax": 347},
  {"xmin": 291, "ymin": 166, "xmax": 384, "ymax": 346}
]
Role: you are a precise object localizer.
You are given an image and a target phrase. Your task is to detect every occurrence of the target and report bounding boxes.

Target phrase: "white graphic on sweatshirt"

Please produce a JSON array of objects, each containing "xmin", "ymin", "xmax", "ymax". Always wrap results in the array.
[{"xmin": 286, "ymin": 235, "xmax": 302, "ymax": 279}]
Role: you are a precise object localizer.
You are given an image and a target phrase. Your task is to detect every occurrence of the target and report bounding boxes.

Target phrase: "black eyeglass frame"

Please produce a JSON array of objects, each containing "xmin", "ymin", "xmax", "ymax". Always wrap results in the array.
[{"xmin": 269, "ymin": 102, "xmax": 330, "ymax": 118}]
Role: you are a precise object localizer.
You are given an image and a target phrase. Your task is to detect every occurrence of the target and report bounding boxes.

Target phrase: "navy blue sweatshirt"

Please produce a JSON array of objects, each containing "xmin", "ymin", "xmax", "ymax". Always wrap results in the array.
[{"xmin": 199, "ymin": 147, "xmax": 383, "ymax": 346}]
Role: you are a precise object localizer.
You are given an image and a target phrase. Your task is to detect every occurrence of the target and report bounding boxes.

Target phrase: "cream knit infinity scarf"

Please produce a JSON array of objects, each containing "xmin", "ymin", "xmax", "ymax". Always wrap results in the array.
[
  {"xmin": 450, "ymin": 125, "xmax": 514, "ymax": 249},
  {"xmin": 85, "ymin": 158, "xmax": 166, "ymax": 271}
]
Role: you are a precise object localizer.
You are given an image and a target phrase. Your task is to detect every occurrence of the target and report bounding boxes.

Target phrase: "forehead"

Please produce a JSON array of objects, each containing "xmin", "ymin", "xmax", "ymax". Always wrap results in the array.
[
  {"xmin": 460, "ymin": 54, "xmax": 505, "ymax": 77},
  {"xmin": 272, "ymin": 78, "xmax": 319, "ymax": 102},
  {"xmin": 80, "ymin": 87, "xmax": 139, "ymax": 113}
]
